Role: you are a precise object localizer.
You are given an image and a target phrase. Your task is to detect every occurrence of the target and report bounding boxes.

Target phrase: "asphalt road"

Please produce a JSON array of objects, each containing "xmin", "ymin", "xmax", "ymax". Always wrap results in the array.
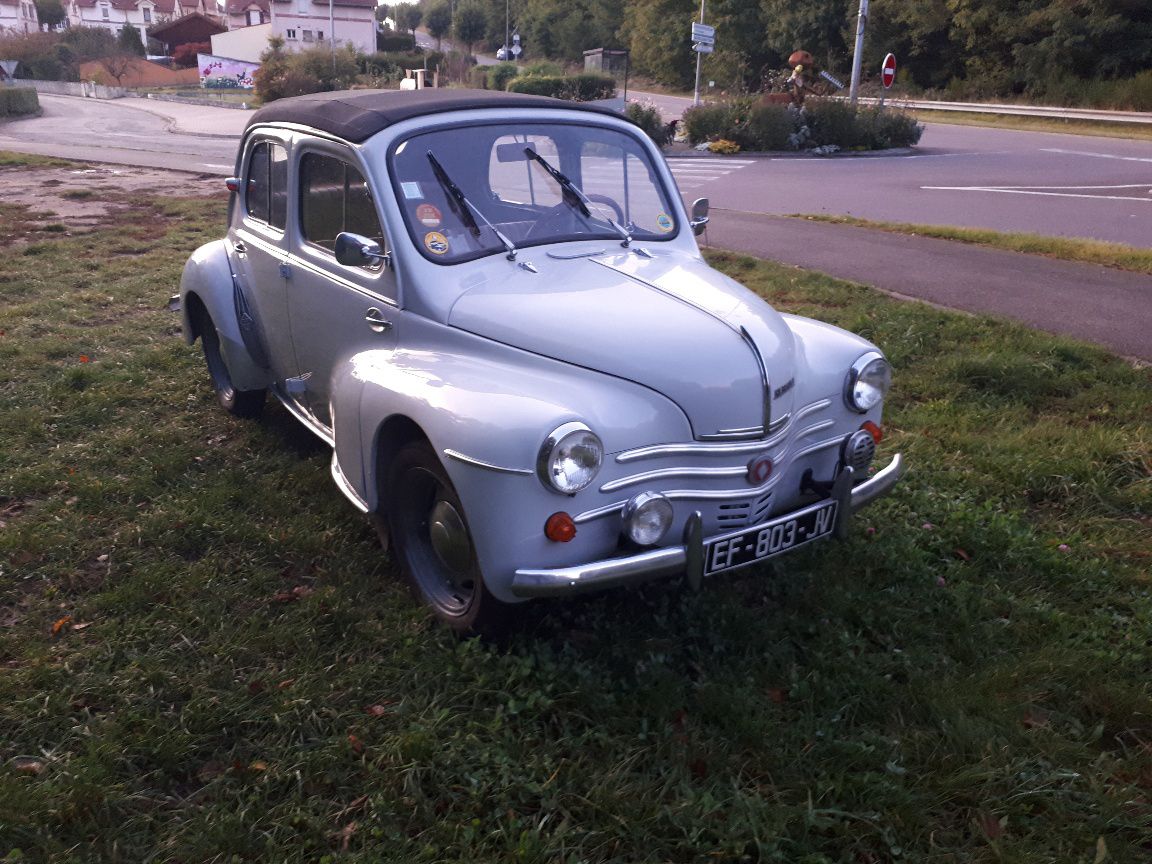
[{"xmin": 2, "ymin": 94, "xmax": 1148, "ymax": 360}]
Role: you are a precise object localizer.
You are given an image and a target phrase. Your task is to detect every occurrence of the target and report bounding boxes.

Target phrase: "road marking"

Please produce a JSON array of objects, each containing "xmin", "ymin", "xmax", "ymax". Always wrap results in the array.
[
  {"xmin": 1041, "ymin": 148, "xmax": 1152, "ymax": 164},
  {"xmin": 666, "ymin": 157, "xmax": 755, "ymax": 189},
  {"xmin": 922, "ymin": 185, "xmax": 1152, "ymax": 202},
  {"xmin": 203, "ymin": 163, "xmax": 234, "ymax": 170}
]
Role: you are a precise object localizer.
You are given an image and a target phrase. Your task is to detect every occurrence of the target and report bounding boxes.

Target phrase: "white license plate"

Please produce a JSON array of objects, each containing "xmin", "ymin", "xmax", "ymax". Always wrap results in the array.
[{"xmin": 703, "ymin": 500, "xmax": 838, "ymax": 576}]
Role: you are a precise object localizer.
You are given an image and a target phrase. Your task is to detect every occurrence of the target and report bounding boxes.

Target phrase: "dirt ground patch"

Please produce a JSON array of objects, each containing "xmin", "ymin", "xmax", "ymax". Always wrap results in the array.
[{"xmin": 1, "ymin": 164, "xmax": 221, "ymax": 235}]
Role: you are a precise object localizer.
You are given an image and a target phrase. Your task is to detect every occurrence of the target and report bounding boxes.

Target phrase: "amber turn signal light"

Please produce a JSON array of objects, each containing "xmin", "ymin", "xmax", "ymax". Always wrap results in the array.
[
  {"xmin": 544, "ymin": 512, "xmax": 577, "ymax": 543},
  {"xmin": 861, "ymin": 421, "xmax": 883, "ymax": 444}
]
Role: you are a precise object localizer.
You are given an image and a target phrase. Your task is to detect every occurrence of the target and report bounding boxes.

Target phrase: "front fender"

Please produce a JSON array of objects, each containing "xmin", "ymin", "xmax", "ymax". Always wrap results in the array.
[{"xmin": 179, "ymin": 240, "xmax": 270, "ymax": 393}]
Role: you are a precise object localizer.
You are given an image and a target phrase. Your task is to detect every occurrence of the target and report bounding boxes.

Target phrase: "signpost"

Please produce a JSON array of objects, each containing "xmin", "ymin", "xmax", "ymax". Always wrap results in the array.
[
  {"xmin": 880, "ymin": 52, "xmax": 896, "ymax": 106},
  {"xmin": 848, "ymin": 0, "xmax": 869, "ymax": 104},
  {"xmin": 691, "ymin": 6, "xmax": 715, "ymax": 105}
]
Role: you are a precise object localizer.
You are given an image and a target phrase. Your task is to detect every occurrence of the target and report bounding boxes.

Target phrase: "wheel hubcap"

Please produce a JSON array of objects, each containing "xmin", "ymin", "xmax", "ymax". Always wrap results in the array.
[{"xmin": 428, "ymin": 499, "xmax": 472, "ymax": 574}]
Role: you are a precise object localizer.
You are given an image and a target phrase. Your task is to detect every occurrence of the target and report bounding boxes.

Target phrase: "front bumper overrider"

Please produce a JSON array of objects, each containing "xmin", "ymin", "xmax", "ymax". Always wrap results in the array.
[{"xmin": 510, "ymin": 453, "xmax": 905, "ymax": 598}]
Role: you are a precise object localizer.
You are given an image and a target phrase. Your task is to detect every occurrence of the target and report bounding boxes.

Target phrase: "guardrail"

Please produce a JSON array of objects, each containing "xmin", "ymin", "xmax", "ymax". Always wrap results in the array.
[{"xmin": 860, "ymin": 96, "xmax": 1152, "ymax": 125}]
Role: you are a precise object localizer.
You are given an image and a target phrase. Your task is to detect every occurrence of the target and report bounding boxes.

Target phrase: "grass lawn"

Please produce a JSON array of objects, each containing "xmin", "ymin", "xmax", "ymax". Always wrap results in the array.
[{"xmin": 1, "ymin": 154, "xmax": 1149, "ymax": 863}]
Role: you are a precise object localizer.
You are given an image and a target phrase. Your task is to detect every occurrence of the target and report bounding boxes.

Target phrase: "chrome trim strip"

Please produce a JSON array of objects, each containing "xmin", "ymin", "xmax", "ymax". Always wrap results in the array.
[
  {"xmin": 767, "ymin": 413, "xmax": 791, "ymax": 434},
  {"xmin": 443, "ymin": 448, "xmax": 533, "ymax": 476},
  {"xmin": 698, "ymin": 428, "xmax": 765, "ymax": 441},
  {"xmin": 795, "ymin": 419, "xmax": 835, "ymax": 440},
  {"xmin": 547, "ymin": 249, "xmax": 607, "ymax": 259},
  {"xmin": 574, "ymin": 502, "xmax": 626, "ymax": 524},
  {"xmin": 331, "ymin": 454, "xmax": 369, "ymax": 513},
  {"xmin": 794, "ymin": 398, "xmax": 832, "ymax": 423},
  {"xmin": 599, "ymin": 464, "xmax": 747, "ymax": 494},
  {"xmin": 614, "ymin": 396, "xmax": 832, "ymax": 464},
  {"xmin": 740, "ymin": 325, "xmax": 771, "ymax": 433},
  {"xmin": 512, "ymin": 454, "xmax": 904, "ymax": 598},
  {"xmin": 272, "ymin": 388, "xmax": 334, "ymax": 446}
]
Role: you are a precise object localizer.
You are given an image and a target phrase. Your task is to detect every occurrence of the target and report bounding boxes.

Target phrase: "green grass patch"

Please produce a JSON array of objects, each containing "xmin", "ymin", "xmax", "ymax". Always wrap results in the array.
[
  {"xmin": 0, "ymin": 150, "xmax": 77, "ymax": 169},
  {"xmin": 911, "ymin": 109, "xmax": 1152, "ymax": 142},
  {"xmin": 792, "ymin": 214, "xmax": 1152, "ymax": 275},
  {"xmin": 1, "ymin": 175, "xmax": 1150, "ymax": 862}
]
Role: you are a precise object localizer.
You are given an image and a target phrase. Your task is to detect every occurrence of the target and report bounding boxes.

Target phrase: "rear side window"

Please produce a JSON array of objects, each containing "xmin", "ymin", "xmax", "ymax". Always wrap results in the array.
[
  {"xmin": 300, "ymin": 152, "xmax": 384, "ymax": 252},
  {"xmin": 244, "ymin": 141, "xmax": 287, "ymax": 229}
]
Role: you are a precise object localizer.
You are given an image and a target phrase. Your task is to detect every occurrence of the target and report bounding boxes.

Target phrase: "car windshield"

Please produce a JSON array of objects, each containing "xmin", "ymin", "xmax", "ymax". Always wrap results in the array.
[{"xmin": 388, "ymin": 120, "xmax": 679, "ymax": 264}]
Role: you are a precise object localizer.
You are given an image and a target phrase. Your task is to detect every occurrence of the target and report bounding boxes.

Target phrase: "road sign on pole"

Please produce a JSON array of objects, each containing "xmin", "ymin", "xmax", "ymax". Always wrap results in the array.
[
  {"xmin": 691, "ymin": 22, "xmax": 715, "ymax": 44},
  {"xmin": 881, "ymin": 53, "xmax": 896, "ymax": 88}
]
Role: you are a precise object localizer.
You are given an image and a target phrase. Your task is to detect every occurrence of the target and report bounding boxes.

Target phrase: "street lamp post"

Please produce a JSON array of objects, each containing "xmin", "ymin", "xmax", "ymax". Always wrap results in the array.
[{"xmin": 848, "ymin": 0, "xmax": 869, "ymax": 104}]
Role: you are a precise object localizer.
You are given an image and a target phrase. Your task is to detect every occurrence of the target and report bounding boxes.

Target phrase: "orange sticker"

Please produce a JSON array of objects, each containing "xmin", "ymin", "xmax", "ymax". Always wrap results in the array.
[
  {"xmin": 424, "ymin": 231, "xmax": 449, "ymax": 255},
  {"xmin": 416, "ymin": 203, "xmax": 442, "ymax": 228}
]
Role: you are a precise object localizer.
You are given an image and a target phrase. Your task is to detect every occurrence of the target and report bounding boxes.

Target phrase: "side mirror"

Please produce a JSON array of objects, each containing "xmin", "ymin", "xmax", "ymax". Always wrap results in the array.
[
  {"xmin": 689, "ymin": 198, "xmax": 710, "ymax": 236},
  {"xmin": 335, "ymin": 232, "xmax": 390, "ymax": 268}
]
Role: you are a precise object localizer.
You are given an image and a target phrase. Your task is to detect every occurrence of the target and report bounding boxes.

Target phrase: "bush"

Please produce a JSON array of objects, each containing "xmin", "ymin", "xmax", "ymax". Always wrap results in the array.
[
  {"xmin": 745, "ymin": 103, "xmax": 793, "ymax": 151},
  {"xmin": 518, "ymin": 60, "xmax": 565, "ymax": 78},
  {"xmin": 506, "ymin": 73, "xmax": 614, "ymax": 101},
  {"xmin": 469, "ymin": 66, "xmax": 488, "ymax": 88},
  {"xmin": 488, "ymin": 62, "xmax": 518, "ymax": 91},
  {"xmin": 172, "ymin": 41, "xmax": 210, "ymax": 69},
  {"xmin": 255, "ymin": 42, "xmax": 360, "ymax": 103},
  {"xmin": 0, "ymin": 87, "xmax": 40, "ymax": 117},
  {"xmin": 856, "ymin": 106, "xmax": 923, "ymax": 148},
  {"xmin": 376, "ymin": 30, "xmax": 415, "ymax": 52},
  {"xmin": 625, "ymin": 101, "xmax": 671, "ymax": 147},
  {"xmin": 680, "ymin": 102, "xmax": 739, "ymax": 144},
  {"xmin": 804, "ymin": 99, "xmax": 863, "ymax": 148}
]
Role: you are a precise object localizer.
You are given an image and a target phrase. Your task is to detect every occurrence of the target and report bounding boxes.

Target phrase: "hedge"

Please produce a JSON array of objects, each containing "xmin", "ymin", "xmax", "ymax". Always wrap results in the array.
[
  {"xmin": 506, "ymin": 73, "xmax": 615, "ymax": 102},
  {"xmin": 681, "ymin": 98, "xmax": 922, "ymax": 152},
  {"xmin": 0, "ymin": 87, "xmax": 40, "ymax": 118}
]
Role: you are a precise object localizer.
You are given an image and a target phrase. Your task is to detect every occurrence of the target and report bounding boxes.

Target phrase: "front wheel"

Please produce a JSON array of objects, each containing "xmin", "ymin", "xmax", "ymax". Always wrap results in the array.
[
  {"xmin": 196, "ymin": 310, "xmax": 265, "ymax": 418},
  {"xmin": 385, "ymin": 441, "xmax": 511, "ymax": 637}
]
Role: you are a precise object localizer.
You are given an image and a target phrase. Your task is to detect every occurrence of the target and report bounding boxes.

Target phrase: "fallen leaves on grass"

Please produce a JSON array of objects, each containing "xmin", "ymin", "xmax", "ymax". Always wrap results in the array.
[
  {"xmin": 270, "ymin": 585, "xmax": 314, "ymax": 604},
  {"xmin": 50, "ymin": 615, "xmax": 73, "ymax": 637},
  {"xmin": 975, "ymin": 810, "xmax": 1007, "ymax": 840}
]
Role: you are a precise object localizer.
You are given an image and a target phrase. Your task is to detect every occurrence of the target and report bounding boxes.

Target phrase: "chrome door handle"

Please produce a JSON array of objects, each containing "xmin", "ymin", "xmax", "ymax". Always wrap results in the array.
[
  {"xmin": 233, "ymin": 241, "xmax": 247, "ymax": 255},
  {"xmin": 364, "ymin": 308, "xmax": 392, "ymax": 333}
]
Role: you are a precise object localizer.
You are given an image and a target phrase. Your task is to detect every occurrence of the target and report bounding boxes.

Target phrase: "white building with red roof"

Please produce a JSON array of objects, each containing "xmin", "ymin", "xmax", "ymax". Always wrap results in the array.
[
  {"xmin": 269, "ymin": 0, "xmax": 376, "ymax": 56},
  {"xmin": 0, "ymin": 0, "xmax": 40, "ymax": 34},
  {"xmin": 221, "ymin": 0, "xmax": 267, "ymax": 29},
  {"xmin": 64, "ymin": 0, "xmax": 221, "ymax": 45}
]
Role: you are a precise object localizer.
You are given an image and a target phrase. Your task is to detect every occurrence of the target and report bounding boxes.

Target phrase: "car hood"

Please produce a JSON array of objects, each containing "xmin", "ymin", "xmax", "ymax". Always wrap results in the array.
[{"xmin": 447, "ymin": 249, "xmax": 797, "ymax": 440}]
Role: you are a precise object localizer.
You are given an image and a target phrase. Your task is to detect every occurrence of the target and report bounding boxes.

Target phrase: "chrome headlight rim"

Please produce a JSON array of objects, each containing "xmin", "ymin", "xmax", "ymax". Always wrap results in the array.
[
  {"xmin": 845, "ymin": 351, "xmax": 892, "ymax": 414},
  {"xmin": 537, "ymin": 421, "xmax": 604, "ymax": 495},
  {"xmin": 621, "ymin": 490, "xmax": 674, "ymax": 546}
]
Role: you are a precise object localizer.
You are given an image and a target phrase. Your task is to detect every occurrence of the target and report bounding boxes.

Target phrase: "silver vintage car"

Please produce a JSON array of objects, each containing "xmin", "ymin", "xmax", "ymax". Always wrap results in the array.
[{"xmin": 178, "ymin": 89, "xmax": 904, "ymax": 634}]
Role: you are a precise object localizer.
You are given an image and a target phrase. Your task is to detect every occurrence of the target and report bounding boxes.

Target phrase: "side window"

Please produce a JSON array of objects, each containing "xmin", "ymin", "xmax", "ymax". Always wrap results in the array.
[
  {"xmin": 488, "ymin": 134, "xmax": 562, "ymax": 207},
  {"xmin": 300, "ymin": 152, "xmax": 384, "ymax": 254},
  {"xmin": 245, "ymin": 141, "xmax": 287, "ymax": 230}
]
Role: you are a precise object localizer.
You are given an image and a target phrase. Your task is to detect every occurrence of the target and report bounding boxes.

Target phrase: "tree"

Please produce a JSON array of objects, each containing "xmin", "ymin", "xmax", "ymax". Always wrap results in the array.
[
  {"xmin": 33, "ymin": 0, "xmax": 66, "ymax": 30},
  {"xmin": 395, "ymin": 2, "xmax": 422, "ymax": 33},
  {"xmin": 99, "ymin": 53, "xmax": 136, "ymax": 85},
  {"xmin": 117, "ymin": 23, "xmax": 146, "ymax": 57},
  {"xmin": 453, "ymin": 2, "xmax": 487, "ymax": 54},
  {"xmin": 424, "ymin": 1, "xmax": 452, "ymax": 49}
]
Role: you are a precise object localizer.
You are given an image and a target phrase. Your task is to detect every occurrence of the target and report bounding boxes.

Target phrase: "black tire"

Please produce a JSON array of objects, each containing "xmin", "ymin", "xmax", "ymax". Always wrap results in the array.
[
  {"xmin": 385, "ymin": 441, "xmax": 511, "ymax": 637},
  {"xmin": 196, "ymin": 310, "xmax": 265, "ymax": 419}
]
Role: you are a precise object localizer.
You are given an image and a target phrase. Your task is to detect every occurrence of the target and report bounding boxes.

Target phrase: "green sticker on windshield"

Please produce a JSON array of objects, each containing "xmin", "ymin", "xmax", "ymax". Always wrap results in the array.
[{"xmin": 655, "ymin": 213, "xmax": 673, "ymax": 233}]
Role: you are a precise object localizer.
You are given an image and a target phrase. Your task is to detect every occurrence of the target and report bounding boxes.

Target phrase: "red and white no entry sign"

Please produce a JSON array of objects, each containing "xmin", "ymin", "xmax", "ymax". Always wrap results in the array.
[{"xmin": 882, "ymin": 53, "xmax": 897, "ymax": 89}]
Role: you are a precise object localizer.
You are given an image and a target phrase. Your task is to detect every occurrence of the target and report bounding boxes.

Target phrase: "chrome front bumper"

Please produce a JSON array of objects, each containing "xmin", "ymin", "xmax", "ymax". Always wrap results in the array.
[{"xmin": 510, "ymin": 453, "xmax": 905, "ymax": 598}]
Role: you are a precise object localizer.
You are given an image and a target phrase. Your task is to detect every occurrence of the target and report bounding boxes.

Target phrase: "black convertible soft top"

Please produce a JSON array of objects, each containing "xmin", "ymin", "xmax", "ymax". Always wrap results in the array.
[{"xmin": 245, "ymin": 88, "xmax": 623, "ymax": 144}]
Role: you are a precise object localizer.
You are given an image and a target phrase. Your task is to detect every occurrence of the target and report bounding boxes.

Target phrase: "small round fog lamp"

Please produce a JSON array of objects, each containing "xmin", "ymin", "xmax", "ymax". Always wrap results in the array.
[{"xmin": 622, "ymin": 491, "xmax": 674, "ymax": 546}]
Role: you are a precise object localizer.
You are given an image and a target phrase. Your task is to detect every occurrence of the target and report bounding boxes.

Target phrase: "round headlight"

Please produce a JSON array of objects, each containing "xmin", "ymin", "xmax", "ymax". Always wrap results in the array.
[
  {"xmin": 622, "ymin": 491, "xmax": 673, "ymax": 546},
  {"xmin": 845, "ymin": 353, "xmax": 892, "ymax": 413},
  {"xmin": 538, "ymin": 422, "xmax": 603, "ymax": 494}
]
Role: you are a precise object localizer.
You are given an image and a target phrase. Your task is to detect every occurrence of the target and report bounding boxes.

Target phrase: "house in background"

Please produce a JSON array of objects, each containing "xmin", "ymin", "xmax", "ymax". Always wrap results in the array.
[
  {"xmin": 0, "ymin": 0, "xmax": 40, "ymax": 34},
  {"xmin": 148, "ymin": 10, "xmax": 225, "ymax": 56},
  {"xmin": 221, "ymin": 0, "xmax": 267, "ymax": 29},
  {"xmin": 64, "ymin": 0, "xmax": 222, "ymax": 46},
  {"xmin": 270, "ymin": 0, "xmax": 375, "ymax": 56}
]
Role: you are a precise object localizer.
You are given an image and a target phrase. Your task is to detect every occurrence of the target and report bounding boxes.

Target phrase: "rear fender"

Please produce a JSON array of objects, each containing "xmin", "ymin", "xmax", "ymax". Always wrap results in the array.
[{"xmin": 180, "ymin": 240, "xmax": 272, "ymax": 393}]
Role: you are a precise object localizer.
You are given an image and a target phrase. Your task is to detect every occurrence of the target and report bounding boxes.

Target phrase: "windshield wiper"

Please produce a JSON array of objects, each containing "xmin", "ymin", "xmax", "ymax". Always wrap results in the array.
[
  {"xmin": 426, "ymin": 150, "xmax": 518, "ymax": 261},
  {"xmin": 524, "ymin": 147, "xmax": 632, "ymax": 247}
]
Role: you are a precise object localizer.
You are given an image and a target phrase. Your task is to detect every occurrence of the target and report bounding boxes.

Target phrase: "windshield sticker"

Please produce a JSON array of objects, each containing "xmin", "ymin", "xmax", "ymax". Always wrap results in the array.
[
  {"xmin": 416, "ymin": 203, "xmax": 443, "ymax": 228},
  {"xmin": 424, "ymin": 231, "xmax": 450, "ymax": 255},
  {"xmin": 400, "ymin": 181, "xmax": 423, "ymax": 200},
  {"xmin": 655, "ymin": 213, "xmax": 674, "ymax": 233}
]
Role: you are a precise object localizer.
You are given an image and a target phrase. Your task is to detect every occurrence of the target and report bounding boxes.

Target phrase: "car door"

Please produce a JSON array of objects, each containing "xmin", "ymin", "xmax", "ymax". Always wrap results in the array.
[
  {"xmin": 231, "ymin": 134, "xmax": 300, "ymax": 397},
  {"xmin": 286, "ymin": 144, "xmax": 398, "ymax": 429}
]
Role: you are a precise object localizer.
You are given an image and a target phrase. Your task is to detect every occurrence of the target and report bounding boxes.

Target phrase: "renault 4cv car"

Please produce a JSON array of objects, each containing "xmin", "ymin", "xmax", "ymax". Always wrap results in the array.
[{"xmin": 177, "ymin": 89, "xmax": 905, "ymax": 635}]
